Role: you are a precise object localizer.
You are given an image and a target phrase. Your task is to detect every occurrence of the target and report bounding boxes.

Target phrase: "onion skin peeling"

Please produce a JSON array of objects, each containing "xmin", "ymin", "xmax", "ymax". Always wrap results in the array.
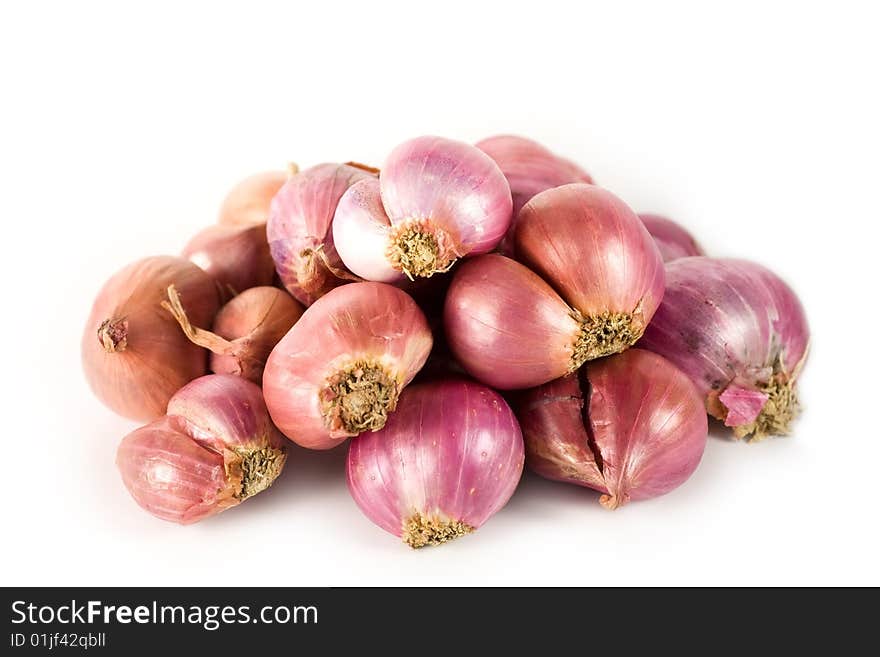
[
  {"xmin": 346, "ymin": 380, "xmax": 524, "ymax": 548},
  {"xmin": 517, "ymin": 349, "xmax": 707, "ymax": 509},
  {"xmin": 263, "ymin": 282, "xmax": 432, "ymax": 450},
  {"xmin": 116, "ymin": 375, "xmax": 287, "ymax": 524},
  {"xmin": 639, "ymin": 257, "xmax": 809, "ymax": 440}
]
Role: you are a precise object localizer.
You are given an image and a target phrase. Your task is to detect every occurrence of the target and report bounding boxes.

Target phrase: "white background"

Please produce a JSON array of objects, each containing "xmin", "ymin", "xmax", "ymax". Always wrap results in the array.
[{"xmin": 1, "ymin": 1, "xmax": 877, "ymax": 586}]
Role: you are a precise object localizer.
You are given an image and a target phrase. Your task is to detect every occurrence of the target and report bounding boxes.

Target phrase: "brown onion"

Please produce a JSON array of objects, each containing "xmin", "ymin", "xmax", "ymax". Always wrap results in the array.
[
  {"xmin": 217, "ymin": 168, "xmax": 291, "ymax": 227},
  {"xmin": 163, "ymin": 285, "xmax": 304, "ymax": 384},
  {"xmin": 182, "ymin": 223, "xmax": 275, "ymax": 299},
  {"xmin": 515, "ymin": 183, "xmax": 665, "ymax": 358},
  {"xmin": 82, "ymin": 256, "xmax": 220, "ymax": 421}
]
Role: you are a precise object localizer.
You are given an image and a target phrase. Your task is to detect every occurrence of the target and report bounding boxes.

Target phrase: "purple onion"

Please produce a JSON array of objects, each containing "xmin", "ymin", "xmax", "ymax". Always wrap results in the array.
[
  {"xmin": 639, "ymin": 213, "xmax": 704, "ymax": 262},
  {"xmin": 346, "ymin": 380, "xmax": 524, "ymax": 548},
  {"xmin": 639, "ymin": 257, "xmax": 809, "ymax": 440}
]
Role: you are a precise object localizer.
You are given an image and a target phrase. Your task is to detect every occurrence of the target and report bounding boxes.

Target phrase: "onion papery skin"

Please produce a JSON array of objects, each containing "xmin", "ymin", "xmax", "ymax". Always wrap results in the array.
[
  {"xmin": 518, "ymin": 349, "xmax": 707, "ymax": 509},
  {"xmin": 209, "ymin": 287, "xmax": 303, "ymax": 382},
  {"xmin": 263, "ymin": 282, "xmax": 433, "ymax": 450},
  {"xmin": 346, "ymin": 380, "xmax": 524, "ymax": 548},
  {"xmin": 117, "ymin": 375, "xmax": 287, "ymax": 524},
  {"xmin": 476, "ymin": 134, "xmax": 593, "ymax": 256},
  {"xmin": 218, "ymin": 169, "xmax": 289, "ymax": 227},
  {"xmin": 82, "ymin": 256, "xmax": 220, "ymax": 422},
  {"xmin": 182, "ymin": 223, "xmax": 275, "ymax": 299},
  {"xmin": 638, "ymin": 257, "xmax": 809, "ymax": 440},
  {"xmin": 516, "ymin": 184, "xmax": 665, "ymax": 360},
  {"xmin": 639, "ymin": 213, "xmax": 704, "ymax": 262},
  {"xmin": 444, "ymin": 254, "xmax": 583, "ymax": 389},
  {"xmin": 267, "ymin": 163, "xmax": 375, "ymax": 305},
  {"xmin": 333, "ymin": 136, "xmax": 512, "ymax": 281}
]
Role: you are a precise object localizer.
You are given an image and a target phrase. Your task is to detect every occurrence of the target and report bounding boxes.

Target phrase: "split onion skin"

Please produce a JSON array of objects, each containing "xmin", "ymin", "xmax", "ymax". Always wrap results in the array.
[
  {"xmin": 518, "ymin": 349, "xmax": 708, "ymax": 509},
  {"xmin": 267, "ymin": 163, "xmax": 375, "ymax": 306},
  {"xmin": 638, "ymin": 257, "xmax": 809, "ymax": 440},
  {"xmin": 182, "ymin": 223, "xmax": 275, "ymax": 299},
  {"xmin": 639, "ymin": 213, "xmax": 704, "ymax": 262},
  {"xmin": 346, "ymin": 379, "xmax": 525, "ymax": 548},
  {"xmin": 476, "ymin": 134, "xmax": 593, "ymax": 256},
  {"xmin": 117, "ymin": 374, "xmax": 287, "ymax": 524},
  {"xmin": 82, "ymin": 256, "xmax": 220, "ymax": 422},
  {"xmin": 263, "ymin": 282, "xmax": 433, "ymax": 450},
  {"xmin": 516, "ymin": 183, "xmax": 665, "ymax": 329},
  {"xmin": 218, "ymin": 169, "xmax": 289, "ymax": 227},
  {"xmin": 444, "ymin": 254, "xmax": 582, "ymax": 389}
]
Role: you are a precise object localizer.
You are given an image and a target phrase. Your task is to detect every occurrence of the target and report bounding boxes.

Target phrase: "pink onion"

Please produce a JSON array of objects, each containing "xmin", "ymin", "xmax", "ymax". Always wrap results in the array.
[
  {"xmin": 267, "ymin": 163, "xmax": 375, "ymax": 305},
  {"xmin": 444, "ymin": 254, "xmax": 586, "ymax": 389},
  {"xmin": 516, "ymin": 183, "xmax": 665, "ymax": 356},
  {"xmin": 82, "ymin": 256, "xmax": 220, "ymax": 422},
  {"xmin": 638, "ymin": 257, "xmax": 809, "ymax": 440},
  {"xmin": 263, "ymin": 282, "xmax": 433, "ymax": 450},
  {"xmin": 639, "ymin": 213, "xmax": 704, "ymax": 262},
  {"xmin": 332, "ymin": 136, "xmax": 512, "ymax": 281},
  {"xmin": 182, "ymin": 223, "xmax": 275, "ymax": 299},
  {"xmin": 347, "ymin": 380, "xmax": 524, "ymax": 548},
  {"xmin": 218, "ymin": 169, "xmax": 290, "ymax": 227},
  {"xmin": 163, "ymin": 285, "xmax": 304, "ymax": 384},
  {"xmin": 518, "ymin": 349, "xmax": 707, "ymax": 509},
  {"xmin": 117, "ymin": 374, "xmax": 287, "ymax": 524},
  {"xmin": 476, "ymin": 134, "xmax": 593, "ymax": 255}
]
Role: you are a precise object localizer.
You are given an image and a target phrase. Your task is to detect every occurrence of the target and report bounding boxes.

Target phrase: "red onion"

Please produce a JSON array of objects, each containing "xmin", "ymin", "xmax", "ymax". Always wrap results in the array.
[
  {"xmin": 117, "ymin": 375, "xmax": 287, "ymax": 524},
  {"xmin": 218, "ymin": 168, "xmax": 291, "ymax": 227},
  {"xmin": 518, "ymin": 349, "xmax": 707, "ymax": 509},
  {"xmin": 163, "ymin": 285, "xmax": 304, "ymax": 384},
  {"xmin": 182, "ymin": 223, "xmax": 275, "ymax": 299},
  {"xmin": 332, "ymin": 136, "xmax": 512, "ymax": 281},
  {"xmin": 82, "ymin": 256, "xmax": 220, "ymax": 421},
  {"xmin": 476, "ymin": 134, "xmax": 593, "ymax": 255},
  {"xmin": 263, "ymin": 282, "xmax": 433, "ymax": 450},
  {"xmin": 516, "ymin": 183, "xmax": 665, "ymax": 356},
  {"xmin": 639, "ymin": 213, "xmax": 704, "ymax": 262},
  {"xmin": 638, "ymin": 257, "xmax": 809, "ymax": 440},
  {"xmin": 267, "ymin": 163, "xmax": 375, "ymax": 305},
  {"xmin": 347, "ymin": 380, "xmax": 524, "ymax": 548},
  {"xmin": 444, "ymin": 255, "xmax": 586, "ymax": 389}
]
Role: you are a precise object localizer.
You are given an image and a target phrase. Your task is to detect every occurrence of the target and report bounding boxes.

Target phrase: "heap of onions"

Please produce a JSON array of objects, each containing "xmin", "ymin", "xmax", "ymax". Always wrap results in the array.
[
  {"xmin": 639, "ymin": 257, "xmax": 809, "ymax": 440},
  {"xmin": 82, "ymin": 135, "xmax": 811, "ymax": 543}
]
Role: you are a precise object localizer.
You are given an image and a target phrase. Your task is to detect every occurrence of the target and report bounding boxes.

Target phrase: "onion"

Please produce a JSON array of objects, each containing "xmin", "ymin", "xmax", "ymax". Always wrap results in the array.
[
  {"xmin": 516, "ymin": 183, "xmax": 665, "ymax": 357},
  {"xmin": 333, "ymin": 136, "xmax": 512, "ymax": 281},
  {"xmin": 267, "ymin": 163, "xmax": 375, "ymax": 305},
  {"xmin": 82, "ymin": 256, "xmax": 220, "ymax": 422},
  {"xmin": 638, "ymin": 257, "xmax": 809, "ymax": 440},
  {"xmin": 639, "ymin": 213, "xmax": 704, "ymax": 262},
  {"xmin": 182, "ymin": 223, "xmax": 275, "ymax": 299},
  {"xmin": 518, "ymin": 349, "xmax": 707, "ymax": 509},
  {"xmin": 117, "ymin": 375, "xmax": 287, "ymax": 524},
  {"xmin": 163, "ymin": 285, "xmax": 304, "ymax": 384},
  {"xmin": 444, "ymin": 254, "xmax": 585, "ymax": 389},
  {"xmin": 476, "ymin": 134, "xmax": 593, "ymax": 255},
  {"xmin": 218, "ymin": 168, "xmax": 291, "ymax": 227},
  {"xmin": 263, "ymin": 282, "xmax": 432, "ymax": 450},
  {"xmin": 347, "ymin": 379, "xmax": 524, "ymax": 548}
]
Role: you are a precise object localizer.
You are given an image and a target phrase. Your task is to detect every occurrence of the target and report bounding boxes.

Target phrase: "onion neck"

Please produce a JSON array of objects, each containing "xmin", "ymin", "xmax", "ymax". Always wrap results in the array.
[
  {"xmin": 386, "ymin": 218, "xmax": 459, "ymax": 279},
  {"xmin": 320, "ymin": 360, "xmax": 399, "ymax": 437},
  {"xmin": 570, "ymin": 310, "xmax": 643, "ymax": 369},
  {"xmin": 98, "ymin": 318, "xmax": 128, "ymax": 353},
  {"xmin": 402, "ymin": 513, "xmax": 473, "ymax": 549}
]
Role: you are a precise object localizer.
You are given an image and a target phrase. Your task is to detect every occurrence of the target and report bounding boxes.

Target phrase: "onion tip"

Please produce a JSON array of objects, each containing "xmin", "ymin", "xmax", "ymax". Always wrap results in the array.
[
  {"xmin": 97, "ymin": 318, "xmax": 128, "ymax": 353},
  {"xmin": 320, "ymin": 360, "xmax": 400, "ymax": 436}
]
